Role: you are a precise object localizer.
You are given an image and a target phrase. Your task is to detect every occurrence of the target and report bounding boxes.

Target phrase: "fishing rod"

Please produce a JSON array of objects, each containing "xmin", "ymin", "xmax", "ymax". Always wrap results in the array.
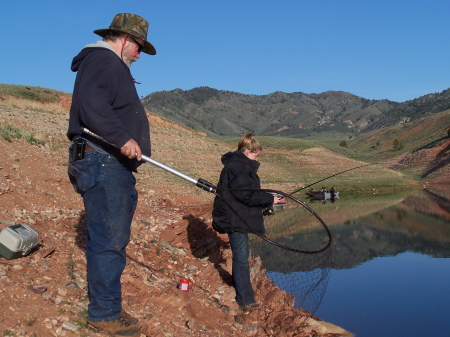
[
  {"xmin": 80, "ymin": 128, "xmax": 332, "ymax": 254},
  {"xmin": 290, "ymin": 162, "xmax": 378, "ymax": 195},
  {"xmin": 292, "ymin": 123, "xmax": 446, "ymax": 195}
]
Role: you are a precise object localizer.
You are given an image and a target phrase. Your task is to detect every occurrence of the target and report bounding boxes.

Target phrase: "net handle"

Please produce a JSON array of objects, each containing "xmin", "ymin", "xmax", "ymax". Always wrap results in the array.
[
  {"xmin": 82, "ymin": 128, "xmax": 216, "ymax": 192},
  {"xmin": 81, "ymin": 128, "xmax": 332, "ymax": 253}
]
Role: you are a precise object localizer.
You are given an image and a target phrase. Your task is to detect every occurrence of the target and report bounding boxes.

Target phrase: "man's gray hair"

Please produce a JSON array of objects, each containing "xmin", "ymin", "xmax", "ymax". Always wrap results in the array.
[{"xmin": 102, "ymin": 30, "xmax": 126, "ymax": 42}]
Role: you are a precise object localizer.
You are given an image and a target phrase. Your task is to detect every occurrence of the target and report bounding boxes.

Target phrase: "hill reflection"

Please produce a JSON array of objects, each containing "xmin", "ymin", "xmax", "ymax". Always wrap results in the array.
[{"xmin": 252, "ymin": 189, "xmax": 450, "ymax": 272}]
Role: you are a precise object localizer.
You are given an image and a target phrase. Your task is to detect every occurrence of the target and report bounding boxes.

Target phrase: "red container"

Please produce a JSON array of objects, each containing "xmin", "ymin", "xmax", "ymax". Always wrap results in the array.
[{"xmin": 178, "ymin": 278, "xmax": 194, "ymax": 292}]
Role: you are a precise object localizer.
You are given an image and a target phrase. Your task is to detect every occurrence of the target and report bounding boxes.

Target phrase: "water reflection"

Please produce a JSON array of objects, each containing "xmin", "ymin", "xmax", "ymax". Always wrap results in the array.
[
  {"xmin": 328, "ymin": 189, "xmax": 450, "ymax": 267},
  {"xmin": 251, "ymin": 188, "xmax": 450, "ymax": 319}
]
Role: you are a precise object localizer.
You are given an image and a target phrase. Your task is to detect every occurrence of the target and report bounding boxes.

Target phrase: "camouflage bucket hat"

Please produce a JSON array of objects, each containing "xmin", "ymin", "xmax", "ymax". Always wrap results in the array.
[{"xmin": 94, "ymin": 13, "xmax": 156, "ymax": 55}]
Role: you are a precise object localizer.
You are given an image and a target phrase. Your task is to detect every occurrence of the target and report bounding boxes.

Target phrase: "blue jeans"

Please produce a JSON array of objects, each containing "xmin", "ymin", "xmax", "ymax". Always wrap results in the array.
[
  {"xmin": 228, "ymin": 231, "xmax": 255, "ymax": 306},
  {"xmin": 68, "ymin": 152, "xmax": 137, "ymax": 321}
]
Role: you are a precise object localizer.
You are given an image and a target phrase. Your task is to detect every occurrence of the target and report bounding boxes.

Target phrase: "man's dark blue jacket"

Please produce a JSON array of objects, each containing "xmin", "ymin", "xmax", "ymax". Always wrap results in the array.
[{"xmin": 67, "ymin": 45, "xmax": 150, "ymax": 171}]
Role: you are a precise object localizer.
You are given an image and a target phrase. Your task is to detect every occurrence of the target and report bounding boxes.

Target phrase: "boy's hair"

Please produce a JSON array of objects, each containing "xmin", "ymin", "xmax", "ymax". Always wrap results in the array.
[{"xmin": 237, "ymin": 133, "xmax": 262, "ymax": 153}]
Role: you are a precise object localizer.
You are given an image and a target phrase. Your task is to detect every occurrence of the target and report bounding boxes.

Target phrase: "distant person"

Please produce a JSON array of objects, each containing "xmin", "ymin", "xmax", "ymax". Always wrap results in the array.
[
  {"xmin": 212, "ymin": 133, "xmax": 283, "ymax": 311},
  {"xmin": 330, "ymin": 187, "xmax": 336, "ymax": 203},
  {"xmin": 67, "ymin": 13, "xmax": 156, "ymax": 337}
]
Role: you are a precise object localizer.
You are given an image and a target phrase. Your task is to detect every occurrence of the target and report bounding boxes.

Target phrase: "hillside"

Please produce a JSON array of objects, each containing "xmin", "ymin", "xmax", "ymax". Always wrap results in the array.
[
  {"xmin": 142, "ymin": 86, "xmax": 450, "ymax": 139},
  {"xmin": 346, "ymin": 110, "xmax": 450, "ymax": 185}
]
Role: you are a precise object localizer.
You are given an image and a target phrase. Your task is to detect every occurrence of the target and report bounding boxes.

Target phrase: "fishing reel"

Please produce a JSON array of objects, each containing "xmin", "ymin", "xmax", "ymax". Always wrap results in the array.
[{"xmin": 262, "ymin": 206, "xmax": 275, "ymax": 216}]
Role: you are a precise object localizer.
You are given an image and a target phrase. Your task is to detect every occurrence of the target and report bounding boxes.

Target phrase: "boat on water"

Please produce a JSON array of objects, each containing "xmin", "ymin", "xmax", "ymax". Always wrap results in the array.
[{"xmin": 307, "ymin": 188, "xmax": 339, "ymax": 201}]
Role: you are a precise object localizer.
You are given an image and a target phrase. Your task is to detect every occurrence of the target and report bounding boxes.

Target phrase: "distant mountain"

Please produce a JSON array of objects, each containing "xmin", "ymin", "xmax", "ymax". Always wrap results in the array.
[{"xmin": 142, "ymin": 87, "xmax": 450, "ymax": 138}]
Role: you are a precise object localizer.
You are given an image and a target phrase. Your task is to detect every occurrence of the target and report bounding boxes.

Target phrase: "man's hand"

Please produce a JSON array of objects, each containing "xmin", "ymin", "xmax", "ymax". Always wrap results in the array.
[{"xmin": 120, "ymin": 138, "xmax": 142, "ymax": 160}]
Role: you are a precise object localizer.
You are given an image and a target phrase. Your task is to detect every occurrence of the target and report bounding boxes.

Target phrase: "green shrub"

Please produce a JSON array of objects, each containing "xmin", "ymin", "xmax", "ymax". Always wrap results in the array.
[
  {"xmin": 0, "ymin": 123, "xmax": 45, "ymax": 146},
  {"xmin": 0, "ymin": 124, "xmax": 22, "ymax": 142}
]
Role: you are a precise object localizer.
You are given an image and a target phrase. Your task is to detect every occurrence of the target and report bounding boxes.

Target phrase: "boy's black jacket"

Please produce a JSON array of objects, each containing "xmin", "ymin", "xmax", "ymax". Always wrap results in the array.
[{"xmin": 212, "ymin": 151, "xmax": 274, "ymax": 235}]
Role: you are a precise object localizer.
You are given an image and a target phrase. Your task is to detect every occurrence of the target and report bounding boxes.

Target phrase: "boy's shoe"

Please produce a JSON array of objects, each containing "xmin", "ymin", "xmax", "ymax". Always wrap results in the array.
[
  {"xmin": 121, "ymin": 310, "xmax": 139, "ymax": 325},
  {"xmin": 87, "ymin": 316, "xmax": 140, "ymax": 336},
  {"xmin": 239, "ymin": 302, "xmax": 261, "ymax": 312}
]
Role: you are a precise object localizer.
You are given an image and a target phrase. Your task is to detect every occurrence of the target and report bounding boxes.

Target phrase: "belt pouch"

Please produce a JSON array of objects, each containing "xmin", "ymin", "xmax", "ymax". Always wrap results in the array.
[{"xmin": 71, "ymin": 138, "xmax": 86, "ymax": 161}]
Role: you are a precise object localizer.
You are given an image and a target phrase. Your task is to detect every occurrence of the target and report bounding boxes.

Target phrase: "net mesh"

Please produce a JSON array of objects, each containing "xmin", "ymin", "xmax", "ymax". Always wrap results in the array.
[
  {"xmin": 250, "ymin": 239, "xmax": 332, "ymax": 314},
  {"xmin": 250, "ymin": 195, "xmax": 333, "ymax": 314}
]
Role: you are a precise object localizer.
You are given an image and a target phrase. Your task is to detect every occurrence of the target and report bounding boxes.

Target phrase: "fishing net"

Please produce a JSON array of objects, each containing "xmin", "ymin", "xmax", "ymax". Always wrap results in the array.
[{"xmin": 250, "ymin": 239, "xmax": 333, "ymax": 314}]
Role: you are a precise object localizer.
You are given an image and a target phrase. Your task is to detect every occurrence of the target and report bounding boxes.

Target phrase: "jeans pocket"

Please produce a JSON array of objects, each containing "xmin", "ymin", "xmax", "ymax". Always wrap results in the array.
[{"xmin": 68, "ymin": 158, "xmax": 95, "ymax": 192}]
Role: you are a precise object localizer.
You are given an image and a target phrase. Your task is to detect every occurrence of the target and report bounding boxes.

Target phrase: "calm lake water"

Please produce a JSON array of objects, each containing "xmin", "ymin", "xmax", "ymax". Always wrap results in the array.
[{"xmin": 253, "ymin": 189, "xmax": 450, "ymax": 337}]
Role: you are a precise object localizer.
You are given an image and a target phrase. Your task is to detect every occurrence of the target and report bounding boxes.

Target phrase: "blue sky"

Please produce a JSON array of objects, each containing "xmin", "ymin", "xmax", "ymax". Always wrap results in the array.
[{"xmin": 2, "ymin": 0, "xmax": 449, "ymax": 102}]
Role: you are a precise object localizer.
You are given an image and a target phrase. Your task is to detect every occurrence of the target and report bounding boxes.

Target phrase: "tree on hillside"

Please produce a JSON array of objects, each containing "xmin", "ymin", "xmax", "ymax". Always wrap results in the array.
[{"xmin": 393, "ymin": 138, "xmax": 404, "ymax": 150}]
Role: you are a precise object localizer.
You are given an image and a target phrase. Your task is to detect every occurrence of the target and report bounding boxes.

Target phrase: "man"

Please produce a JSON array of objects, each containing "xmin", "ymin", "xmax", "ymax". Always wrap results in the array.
[{"xmin": 67, "ymin": 13, "xmax": 156, "ymax": 336}]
